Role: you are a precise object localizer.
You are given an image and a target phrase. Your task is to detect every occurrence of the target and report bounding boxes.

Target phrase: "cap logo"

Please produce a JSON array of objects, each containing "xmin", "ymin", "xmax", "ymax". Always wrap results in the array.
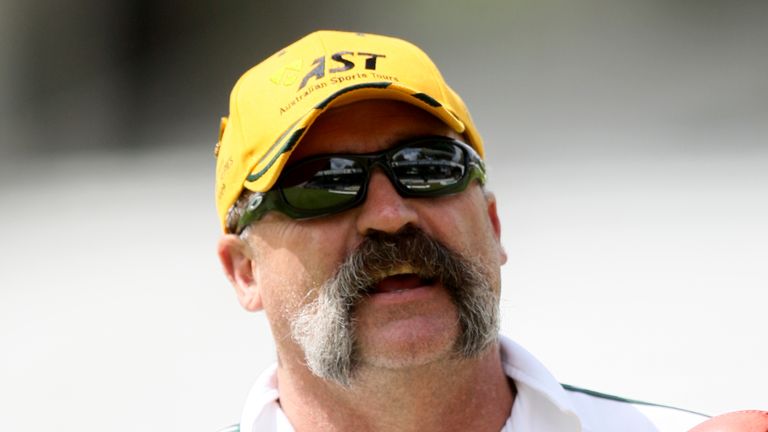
[
  {"xmin": 298, "ymin": 51, "xmax": 386, "ymax": 90},
  {"xmin": 270, "ymin": 59, "xmax": 304, "ymax": 87}
]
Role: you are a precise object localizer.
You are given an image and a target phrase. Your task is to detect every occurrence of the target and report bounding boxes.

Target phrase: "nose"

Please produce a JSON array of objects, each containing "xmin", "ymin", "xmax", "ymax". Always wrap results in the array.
[{"xmin": 355, "ymin": 169, "xmax": 419, "ymax": 236}]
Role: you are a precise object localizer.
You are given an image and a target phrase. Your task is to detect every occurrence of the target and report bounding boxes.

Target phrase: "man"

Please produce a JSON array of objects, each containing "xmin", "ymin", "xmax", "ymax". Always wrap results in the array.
[{"xmin": 214, "ymin": 30, "xmax": 663, "ymax": 431}]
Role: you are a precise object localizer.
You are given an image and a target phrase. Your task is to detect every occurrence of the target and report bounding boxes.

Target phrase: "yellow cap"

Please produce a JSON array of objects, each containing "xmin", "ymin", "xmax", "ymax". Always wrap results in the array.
[{"xmin": 214, "ymin": 30, "xmax": 484, "ymax": 232}]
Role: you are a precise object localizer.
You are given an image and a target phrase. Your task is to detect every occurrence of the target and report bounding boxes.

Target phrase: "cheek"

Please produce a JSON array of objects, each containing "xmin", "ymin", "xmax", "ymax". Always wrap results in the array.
[
  {"xmin": 258, "ymin": 251, "xmax": 310, "ymax": 299},
  {"xmin": 255, "ymin": 250, "xmax": 312, "ymax": 335},
  {"xmin": 421, "ymin": 192, "xmax": 498, "ymax": 257},
  {"xmin": 252, "ymin": 222, "xmax": 351, "ymax": 321},
  {"xmin": 420, "ymin": 192, "xmax": 505, "ymax": 292}
]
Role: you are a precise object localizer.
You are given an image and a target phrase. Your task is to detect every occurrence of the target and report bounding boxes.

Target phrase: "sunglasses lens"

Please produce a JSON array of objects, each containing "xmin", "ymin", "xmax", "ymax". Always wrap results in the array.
[
  {"xmin": 281, "ymin": 157, "xmax": 365, "ymax": 211},
  {"xmin": 391, "ymin": 143, "xmax": 466, "ymax": 192},
  {"xmin": 267, "ymin": 139, "xmax": 479, "ymax": 222}
]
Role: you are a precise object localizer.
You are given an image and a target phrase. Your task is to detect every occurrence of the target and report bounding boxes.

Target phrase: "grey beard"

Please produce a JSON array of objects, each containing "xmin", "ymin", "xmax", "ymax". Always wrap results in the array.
[{"xmin": 290, "ymin": 225, "xmax": 499, "ymax": 386}]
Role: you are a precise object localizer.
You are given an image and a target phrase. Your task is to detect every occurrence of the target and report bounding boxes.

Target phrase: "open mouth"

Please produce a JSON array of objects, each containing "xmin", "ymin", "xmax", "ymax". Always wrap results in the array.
[{"xmin": 367, "ymin": 266, "xmax": 437, "ymax": 295}]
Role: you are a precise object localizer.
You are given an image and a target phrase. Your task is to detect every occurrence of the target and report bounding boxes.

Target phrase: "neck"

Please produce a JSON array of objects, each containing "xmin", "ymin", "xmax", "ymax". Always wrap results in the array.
[{"xmin": 277, "ymin": 342, "xmax": 516, "ymax": 432}]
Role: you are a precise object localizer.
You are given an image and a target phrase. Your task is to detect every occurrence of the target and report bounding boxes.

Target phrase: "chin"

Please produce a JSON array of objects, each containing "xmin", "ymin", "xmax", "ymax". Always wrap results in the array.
[{"xmin": 356, "ymin": 315, "xmax": 461, "ymax": 371}]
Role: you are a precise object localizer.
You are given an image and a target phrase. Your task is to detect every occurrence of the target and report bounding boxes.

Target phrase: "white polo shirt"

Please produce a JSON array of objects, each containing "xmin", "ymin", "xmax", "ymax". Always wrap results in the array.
[{"xmin": 235, "ymin": 335, "xmax": 703, "ymax": 431}]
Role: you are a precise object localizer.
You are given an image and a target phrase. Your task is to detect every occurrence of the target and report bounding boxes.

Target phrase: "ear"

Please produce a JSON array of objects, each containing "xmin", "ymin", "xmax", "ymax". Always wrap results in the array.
[
  {"xmin": 484, "ymin": 191, "xmax": 508, "ymax": 265},
  {"xmin": 217, "ymin": 234, "xmax": 263, "ymax": 311}
]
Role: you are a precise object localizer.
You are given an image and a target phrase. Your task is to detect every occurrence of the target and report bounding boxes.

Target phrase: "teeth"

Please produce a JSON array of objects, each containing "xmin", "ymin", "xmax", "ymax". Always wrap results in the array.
[{"xmin": 377, "ymin": 264, "xmax": 416, "ymax": 279}]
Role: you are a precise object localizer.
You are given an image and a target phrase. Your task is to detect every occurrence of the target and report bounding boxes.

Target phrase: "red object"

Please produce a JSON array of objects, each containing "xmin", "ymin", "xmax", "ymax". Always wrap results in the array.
[{"xmin": 689, "ymin": 410, "xmax": 768, "ymax": 432}]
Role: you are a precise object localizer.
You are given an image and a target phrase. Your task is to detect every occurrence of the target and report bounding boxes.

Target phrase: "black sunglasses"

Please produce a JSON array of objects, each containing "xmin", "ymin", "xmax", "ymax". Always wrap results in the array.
[{"xmin": 234, "ymin": 136, "xmax": 486, "ymax": 233}]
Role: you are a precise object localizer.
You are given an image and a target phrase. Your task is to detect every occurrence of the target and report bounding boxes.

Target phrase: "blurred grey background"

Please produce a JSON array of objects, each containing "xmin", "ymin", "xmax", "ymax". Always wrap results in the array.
[{"xmin": 1, "ymin": 1, "xmax": 766, "ymax": 431}]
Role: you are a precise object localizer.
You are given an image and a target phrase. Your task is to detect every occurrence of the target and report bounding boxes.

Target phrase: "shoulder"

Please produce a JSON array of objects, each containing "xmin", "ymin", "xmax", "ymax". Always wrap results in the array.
[
  {"xmin": 563, "ymin": 384, "xmax": 708, "ymax": 431},
  {"xmin": 498, "ymin": 336, "xmax": 706, "ymax": 431},
  {"xmin": 215, "ymin": 425, "xmax": 240, "ymax": 432},
  {"xmin": 564, "ymin": 385, "xmax": 658, "ymax": 431}
]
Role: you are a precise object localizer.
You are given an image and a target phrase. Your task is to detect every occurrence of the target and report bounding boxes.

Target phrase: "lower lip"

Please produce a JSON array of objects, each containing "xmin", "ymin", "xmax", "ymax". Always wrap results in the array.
[{"xmin": 365, "ymin": 283, "xmax": 441, "ymax": 306}]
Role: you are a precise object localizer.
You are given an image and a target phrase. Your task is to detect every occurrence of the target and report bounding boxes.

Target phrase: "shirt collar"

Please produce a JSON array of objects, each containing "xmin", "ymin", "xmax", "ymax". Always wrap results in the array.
[
  {"xmin": 240, "ymin": 337, "xmax": 590, "ymax": 432},
  {"xmin": 239, "ymin": 363, "xmax": 287, "ymax": 432},
  {"xmin": 499, "ymin": 335, "xmax": 587, "ymax": 432}
]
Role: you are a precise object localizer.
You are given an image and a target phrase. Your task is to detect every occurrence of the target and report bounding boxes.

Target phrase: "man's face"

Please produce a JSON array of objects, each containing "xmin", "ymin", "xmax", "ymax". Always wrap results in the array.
[{"xmin": 237, "ymin": 99, "xmax": 506, "ymax": 384}]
